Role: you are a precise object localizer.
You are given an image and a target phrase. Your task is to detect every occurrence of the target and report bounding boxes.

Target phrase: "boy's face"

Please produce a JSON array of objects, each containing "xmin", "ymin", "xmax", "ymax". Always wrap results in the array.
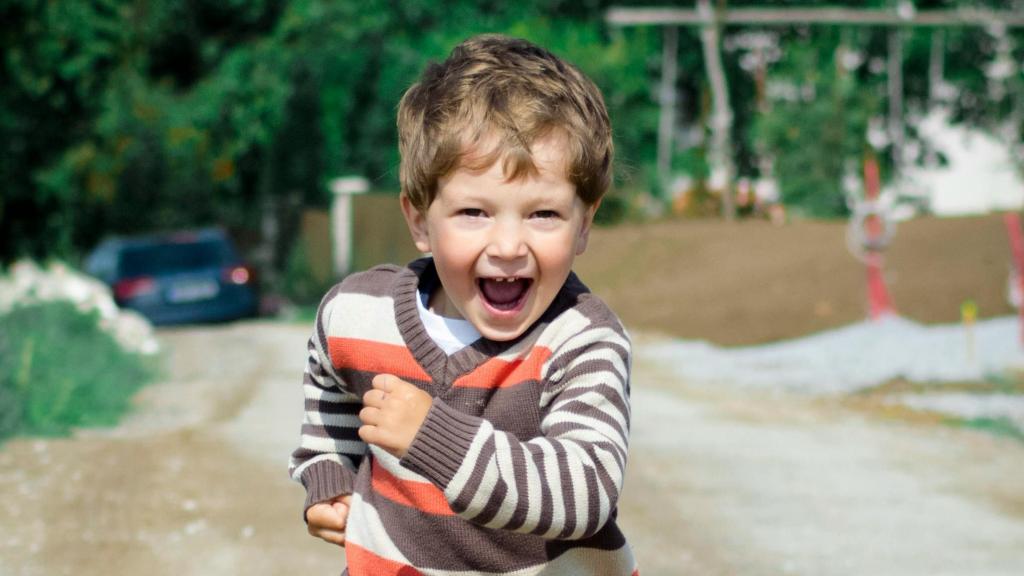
[{"xmin": 401, "ymin": 135, "xmax": 599, "ymax": 342}]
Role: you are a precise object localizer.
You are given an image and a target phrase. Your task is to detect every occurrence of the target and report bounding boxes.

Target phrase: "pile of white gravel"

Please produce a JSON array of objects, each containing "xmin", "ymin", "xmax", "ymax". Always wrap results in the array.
[
  {"xmin": 0, "ymin": 260, "xmax": 159, "ymax": 356},
  {"xmin": 639, "ymin": 315, "xmax": 1024, "ymax": 430}
]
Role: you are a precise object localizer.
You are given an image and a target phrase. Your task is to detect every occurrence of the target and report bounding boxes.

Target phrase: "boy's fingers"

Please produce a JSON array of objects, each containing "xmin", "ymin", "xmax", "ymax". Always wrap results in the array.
[
  {"xmin": 371, "ymin": 374, "xmax": 388, "ymax": 391},
  {"xmin": 307, "ymin": 504, "xmax": 346, "ymax": 530},
  {"xmin": 372, "ymin": 374, "xmax": 399, "ymax": 393},
  {"xmin": 311, "ymin": 527, "xmax": 347, "ymax": 547},
  {"xmin": 362, "ymin": 388, "xmax": 388, "ymax": 407},
  {"xmin": 359, "ymin": 406, "xmax": 381, "ymax": 425},
  {"xmin": 358, "ymin": 424, "xmax": 380, "ymax": 446}
]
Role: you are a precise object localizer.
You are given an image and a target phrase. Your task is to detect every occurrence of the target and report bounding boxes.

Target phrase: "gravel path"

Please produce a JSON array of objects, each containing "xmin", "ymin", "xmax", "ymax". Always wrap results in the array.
[
  {"xmin": 624, "ymin": 361, "xmax": 1024, "ymax": 576},
  {"xmin": 1, "ymin": 321, "xmax": 1023, "ymax": 575}
]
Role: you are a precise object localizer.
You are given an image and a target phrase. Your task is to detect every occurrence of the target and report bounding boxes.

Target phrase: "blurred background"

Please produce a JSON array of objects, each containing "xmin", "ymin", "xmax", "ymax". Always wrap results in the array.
[{"xmin": 3, "ymin": 1, "xmax": 1024, "ymax": 575}]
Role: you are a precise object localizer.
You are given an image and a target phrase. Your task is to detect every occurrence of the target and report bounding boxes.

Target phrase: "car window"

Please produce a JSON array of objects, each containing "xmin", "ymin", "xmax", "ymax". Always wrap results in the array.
[
  {"xmin": 85, "ymin": 244, "xmax": 119, "ymax": 283},
  {"xmin": 119, "ymin": 239, "xmax": 235, "ymax": 277}
]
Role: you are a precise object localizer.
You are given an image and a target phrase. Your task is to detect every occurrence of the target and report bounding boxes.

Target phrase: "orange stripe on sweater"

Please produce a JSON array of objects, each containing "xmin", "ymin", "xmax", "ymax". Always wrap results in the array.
[
  {"xmin": 452, "ymin": 346, "xmax": 552, "ymax": 389},
  {"xmin": 372, "ymin": 460, "xmax": 454, "ymax": 516},
  {"xmin": 327, "ymin": 338, "xmax": 431, "ymax": 382},
  {"xmin": 345, "ymin": 542, "xmax": 424, "ymax": 576}
]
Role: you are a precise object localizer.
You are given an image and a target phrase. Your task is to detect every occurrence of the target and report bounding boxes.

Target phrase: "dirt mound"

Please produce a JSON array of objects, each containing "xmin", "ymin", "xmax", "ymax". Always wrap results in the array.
[{"xmin": 577, "ymin": 214, "xmax": 1016, "ymax": 346}]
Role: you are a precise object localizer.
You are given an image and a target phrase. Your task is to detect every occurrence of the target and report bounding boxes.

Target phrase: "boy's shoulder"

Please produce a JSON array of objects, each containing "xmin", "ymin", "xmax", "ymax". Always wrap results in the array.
[
  {"xmin": 314, "ymin": 261, "xmax": 419, "ymax": 322},
  {"xmin": 541, "ymin": 271, "xmax": 629, "ymax": 345},
  {"xmin": 320, "ymin": 259, "xmax": 425, "ymax": 301},
  {"xmin": 335, "ymin": 262, "xmax": 408, "ymax": 293}
]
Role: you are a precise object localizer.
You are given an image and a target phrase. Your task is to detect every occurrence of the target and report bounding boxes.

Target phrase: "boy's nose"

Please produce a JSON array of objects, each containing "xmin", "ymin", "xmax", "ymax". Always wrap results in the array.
[{"xmin": 486, "ymin": 219, "xmax": 528, "ymax": 260}]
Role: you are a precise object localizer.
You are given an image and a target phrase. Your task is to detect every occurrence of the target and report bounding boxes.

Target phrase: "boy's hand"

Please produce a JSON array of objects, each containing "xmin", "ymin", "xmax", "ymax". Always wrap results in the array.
[
  {"xmin": 359, "ymin": 374, "xmax": 433, "ymax": 458},
  {"xmin": 306, "ymin": 494, "xmax": 352, "ymax": 547}
]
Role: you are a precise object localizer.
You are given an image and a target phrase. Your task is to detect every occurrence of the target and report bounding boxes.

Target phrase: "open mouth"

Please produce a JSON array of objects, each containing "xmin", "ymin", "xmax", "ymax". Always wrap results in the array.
[{"xmin": 478, "ymin": 277, "xmax": 533, "ymax": 313}]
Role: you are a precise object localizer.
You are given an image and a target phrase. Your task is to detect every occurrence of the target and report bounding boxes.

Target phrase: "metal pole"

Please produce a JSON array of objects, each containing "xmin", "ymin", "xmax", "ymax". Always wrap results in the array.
[
  {"xmin": 699, "ymin": 0, "xmax": 736, "ymax": 221},
  {"xmin": 607, "ymin": 7, "xmax": 1024, "ymax": 28},
  {"xmin": 888, "ymin": 29, "xmax": 905, "ymax": 175},
  {"xmin": 657, "ymin": 26, "xmax": 679, "ymax": 195}
]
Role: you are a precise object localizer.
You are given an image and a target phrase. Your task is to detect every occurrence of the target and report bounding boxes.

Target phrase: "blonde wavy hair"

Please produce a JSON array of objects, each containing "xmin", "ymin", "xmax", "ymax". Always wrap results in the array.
[{"xmin": 397, "ymin": 34, "xmax": 613, "ymax": 212}]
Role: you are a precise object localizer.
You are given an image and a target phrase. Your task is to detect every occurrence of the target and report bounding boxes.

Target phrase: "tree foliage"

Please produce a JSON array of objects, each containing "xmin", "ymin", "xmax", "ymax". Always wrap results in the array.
[{"xmin": 2, "ymin": 0, "xmax": 1023, "ymax": 263}]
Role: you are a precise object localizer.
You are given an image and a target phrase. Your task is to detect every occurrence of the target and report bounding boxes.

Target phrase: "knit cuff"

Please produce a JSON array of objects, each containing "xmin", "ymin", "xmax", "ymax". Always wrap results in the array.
[
  {"xmin": 301, "ymin": 460, "xmax": 357, "ymax": 521},
  {"xmin": 400, "ymin": 399, "xmax": 482, "ymax": 489}
]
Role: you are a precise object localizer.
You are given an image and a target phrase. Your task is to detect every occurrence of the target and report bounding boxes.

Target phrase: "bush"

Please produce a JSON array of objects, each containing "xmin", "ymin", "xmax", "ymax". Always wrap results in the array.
[
  {"xmin": 0, "ymin": 301, "xmax": 157, "ymax": 442},
  {"xmin": 282, "ymin": 240, "xmax": 335, "ymax": 306}
]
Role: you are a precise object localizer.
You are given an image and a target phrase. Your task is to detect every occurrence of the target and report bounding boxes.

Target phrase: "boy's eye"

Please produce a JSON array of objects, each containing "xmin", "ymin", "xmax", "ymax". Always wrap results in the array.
[
  {"xmin": 458, "ymin": 208, "xmax": 486, "ymax": 218},
  {"xmin": 531, "ymin": 210, "xmax": 560, "ymax": 219}
]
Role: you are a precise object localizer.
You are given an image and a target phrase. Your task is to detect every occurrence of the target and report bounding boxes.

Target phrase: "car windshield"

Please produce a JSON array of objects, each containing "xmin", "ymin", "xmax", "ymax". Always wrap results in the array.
[{"xmin": 119, "ymin": 239, "xmax": 234, "ymax": 277}]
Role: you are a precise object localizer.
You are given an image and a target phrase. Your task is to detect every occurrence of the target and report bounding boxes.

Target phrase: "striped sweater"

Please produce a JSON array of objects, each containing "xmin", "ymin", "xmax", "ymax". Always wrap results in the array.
[{"xmin": 289, "ymin": 258, "xmax": 637, "ymax": 575}]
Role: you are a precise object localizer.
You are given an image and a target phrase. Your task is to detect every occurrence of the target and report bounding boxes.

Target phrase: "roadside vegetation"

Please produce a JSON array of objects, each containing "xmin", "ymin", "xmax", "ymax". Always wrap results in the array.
[
  {"xmin": 847, "ymin": 371, "xmax": 1024, "ymax": 443},
  {"xmin": 0, "ymin": 302, "xmax": 157, "ymax": 443},
  {"xmin": 0, "ymin": 261, "xmax": 161, "ymax": 444}
]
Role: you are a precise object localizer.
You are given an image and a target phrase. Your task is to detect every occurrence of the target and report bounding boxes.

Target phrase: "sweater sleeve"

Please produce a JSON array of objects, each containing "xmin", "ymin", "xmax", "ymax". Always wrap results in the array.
[
  {"xmin": 400, "ymin": 322, "xmax": 631, "ymax": 540},
  {"xmin": 288, "ymin": 288, "xmax": 368, "ymax": 515}
]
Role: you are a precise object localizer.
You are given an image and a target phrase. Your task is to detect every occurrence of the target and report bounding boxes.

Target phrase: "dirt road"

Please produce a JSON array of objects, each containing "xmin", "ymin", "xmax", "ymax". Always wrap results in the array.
[{"xmin": 2, "ymin": 321, "xmax": 1023, "ymax": 575}]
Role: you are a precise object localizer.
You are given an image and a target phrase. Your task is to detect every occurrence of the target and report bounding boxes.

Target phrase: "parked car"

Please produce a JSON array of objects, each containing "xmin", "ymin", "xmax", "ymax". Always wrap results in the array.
[{"xmin": 85, "ymin": 229, "xmax": 259, "ymax": 325}]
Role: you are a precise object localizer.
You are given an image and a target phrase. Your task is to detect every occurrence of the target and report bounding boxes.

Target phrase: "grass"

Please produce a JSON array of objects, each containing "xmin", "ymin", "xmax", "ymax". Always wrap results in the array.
[
  {"xmin": 0, "ymin": 301, "xmax": 158, "ymax": 442},
  {"xmin": 846, "ymin": 373, "xmax": 1024, "ymax": 443},
  {"xmin": 953, "ymin": 417, "xmax": 1024, "ymax": 442},
  {"xmin": 852, "ymin": 375, "xmax": 1024, "ymax": 397}
]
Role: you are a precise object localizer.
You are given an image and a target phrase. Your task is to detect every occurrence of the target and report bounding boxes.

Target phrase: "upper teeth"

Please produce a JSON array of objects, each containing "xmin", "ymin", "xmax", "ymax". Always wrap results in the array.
[{"xmin": 495, "ymin": 277, "xmax": 517, "ymax": 282}]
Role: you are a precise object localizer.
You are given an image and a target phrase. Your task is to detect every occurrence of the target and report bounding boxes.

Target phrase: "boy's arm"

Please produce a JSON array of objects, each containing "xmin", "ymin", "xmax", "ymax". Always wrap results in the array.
[
  {"xmin": 288, "ymin": 291, "xmax": 367, "ymax": 518},
  {"xmin": 399, "ymin": 322, "xmax": 631, "ymax": 541}
]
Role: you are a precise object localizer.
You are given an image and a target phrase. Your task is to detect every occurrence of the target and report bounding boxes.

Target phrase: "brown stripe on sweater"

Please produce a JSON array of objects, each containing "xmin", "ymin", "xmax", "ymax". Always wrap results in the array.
[
  {"xmin": 334, "ymin": 263, "xmax": 404, "ymax": 296},
  {"xmin": 584, "ymin": 439, "xmax": 628, "ymax": 476},
  {"xmin": 544, "ymin": 340, "xmax": 630, "ymax": 383},
  {"xmin": 361, "ymin": 494, "xmax": 547, "ymax": 571},
  {"xmin": 555, "ymin": 446, "xmax": 578, "ymax": 539},
  {"xmin": 527, "ymin": 442, "xmax": 554, "ymax": 536},
  {"xmin": 590, "ymin": 446, "xmax": 624, "ymax": 509},
  {"xmin": 581, "ymin": 462, "xmax": 603, "ymax": 537},
  {"xmin": 546, "ymin": 375, "xmax": 630, "ymax": 415},
  {"xmin": 545, "ymin": 418, "xmax": 627, "ymax": 447},
  {"xmin": 550, "ymin": 398, "xmax": 628, "ymax": 440},
  {"xmin": 440, "ymin": 382, "xmax": 543, "ymax": 438},
  {"xmin": 557, "ymin": 358, "xmax": 630, "ymax": 390},
  {"xmin": 471, "ymin": 463, "xmax": 510, "ymax": 526},
  {"xmin": 545, "ymin": 519, "xmax": 629, "ymax": 558},
  {"xmin": 303, "ymin": 398, "xmax": 361, "ymax": 415},
  {"xmin": 300, "ymin": 423, "xmax": 363, "ymax": 443},
  {"xmin": 450, "ymin": 434, "xmax": 497, "ymax": 514},
  {"xmin": 335, "ymin": 367, "xmax": 434, "ymax": 399},
  {"xmin": 503, "ymin": 437, "xmax": 531, "ymax": 531}
]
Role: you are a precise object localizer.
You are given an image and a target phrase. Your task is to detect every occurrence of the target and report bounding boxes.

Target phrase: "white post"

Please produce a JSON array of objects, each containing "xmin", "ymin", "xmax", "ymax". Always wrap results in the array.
[
  {"xmin": 329, "ymin": 176, "xmax": 369, "ymax": 278},
  {"xmin": 699, "ymin": 0, "xmax": 736, "ymax": 221}
]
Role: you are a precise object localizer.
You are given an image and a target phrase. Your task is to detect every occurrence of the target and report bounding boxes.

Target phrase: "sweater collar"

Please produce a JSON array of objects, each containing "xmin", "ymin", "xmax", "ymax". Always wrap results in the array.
[{"xmin": 394, "ymin": 257, "xmax": 576, "ymax": 385}]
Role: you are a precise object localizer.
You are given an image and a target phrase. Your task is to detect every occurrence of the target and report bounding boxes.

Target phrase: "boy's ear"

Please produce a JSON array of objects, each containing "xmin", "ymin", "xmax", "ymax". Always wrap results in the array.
[
  {"xmin": 400, "ymin": 193, "xmax": 432, "ymax": 254},
  {"xmin": 575, "ymin": 198, "xmax": 602, "ymax": 256}
]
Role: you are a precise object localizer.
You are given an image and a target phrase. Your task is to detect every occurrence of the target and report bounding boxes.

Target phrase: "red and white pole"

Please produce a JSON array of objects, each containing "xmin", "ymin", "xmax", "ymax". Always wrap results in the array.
[{"xmin": 863, "ymin": 155, "xmax": 896, "ymax": 320}]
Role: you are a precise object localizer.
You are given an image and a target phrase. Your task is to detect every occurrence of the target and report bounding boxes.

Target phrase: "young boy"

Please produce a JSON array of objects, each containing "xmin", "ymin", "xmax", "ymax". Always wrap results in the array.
[{"xmin": 289, "ymin": 34, "xmax": 636, "ymax": 575}]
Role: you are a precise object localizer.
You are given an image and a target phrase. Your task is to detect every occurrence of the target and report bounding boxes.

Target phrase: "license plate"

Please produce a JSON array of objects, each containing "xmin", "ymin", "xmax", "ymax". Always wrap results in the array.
[{"xmin": 168, "ymin": 280, "xmax": 219, "ymax": 303}]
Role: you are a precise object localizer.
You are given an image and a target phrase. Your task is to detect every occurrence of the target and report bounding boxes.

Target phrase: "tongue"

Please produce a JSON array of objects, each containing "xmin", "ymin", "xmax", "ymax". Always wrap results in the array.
[{"xmin": 481, "ymin": 279, "xmax": 529, "ymax": 306}]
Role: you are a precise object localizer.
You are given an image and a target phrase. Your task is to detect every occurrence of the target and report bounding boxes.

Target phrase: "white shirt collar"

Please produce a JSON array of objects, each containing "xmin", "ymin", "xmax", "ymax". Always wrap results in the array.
[{"xmin": 416, "ymin": 288, "xmax": 481, "ymax": 355}]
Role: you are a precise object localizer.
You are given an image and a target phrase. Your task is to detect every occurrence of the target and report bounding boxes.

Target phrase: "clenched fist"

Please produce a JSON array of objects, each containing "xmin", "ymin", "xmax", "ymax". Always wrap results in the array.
[
  {"xmin": 358, "ymin": 374, "xmax": 433, "ymax": 458},
  {"xmin": 306, "ymin": 494, "xmax": 352, "ymax": 547}
]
